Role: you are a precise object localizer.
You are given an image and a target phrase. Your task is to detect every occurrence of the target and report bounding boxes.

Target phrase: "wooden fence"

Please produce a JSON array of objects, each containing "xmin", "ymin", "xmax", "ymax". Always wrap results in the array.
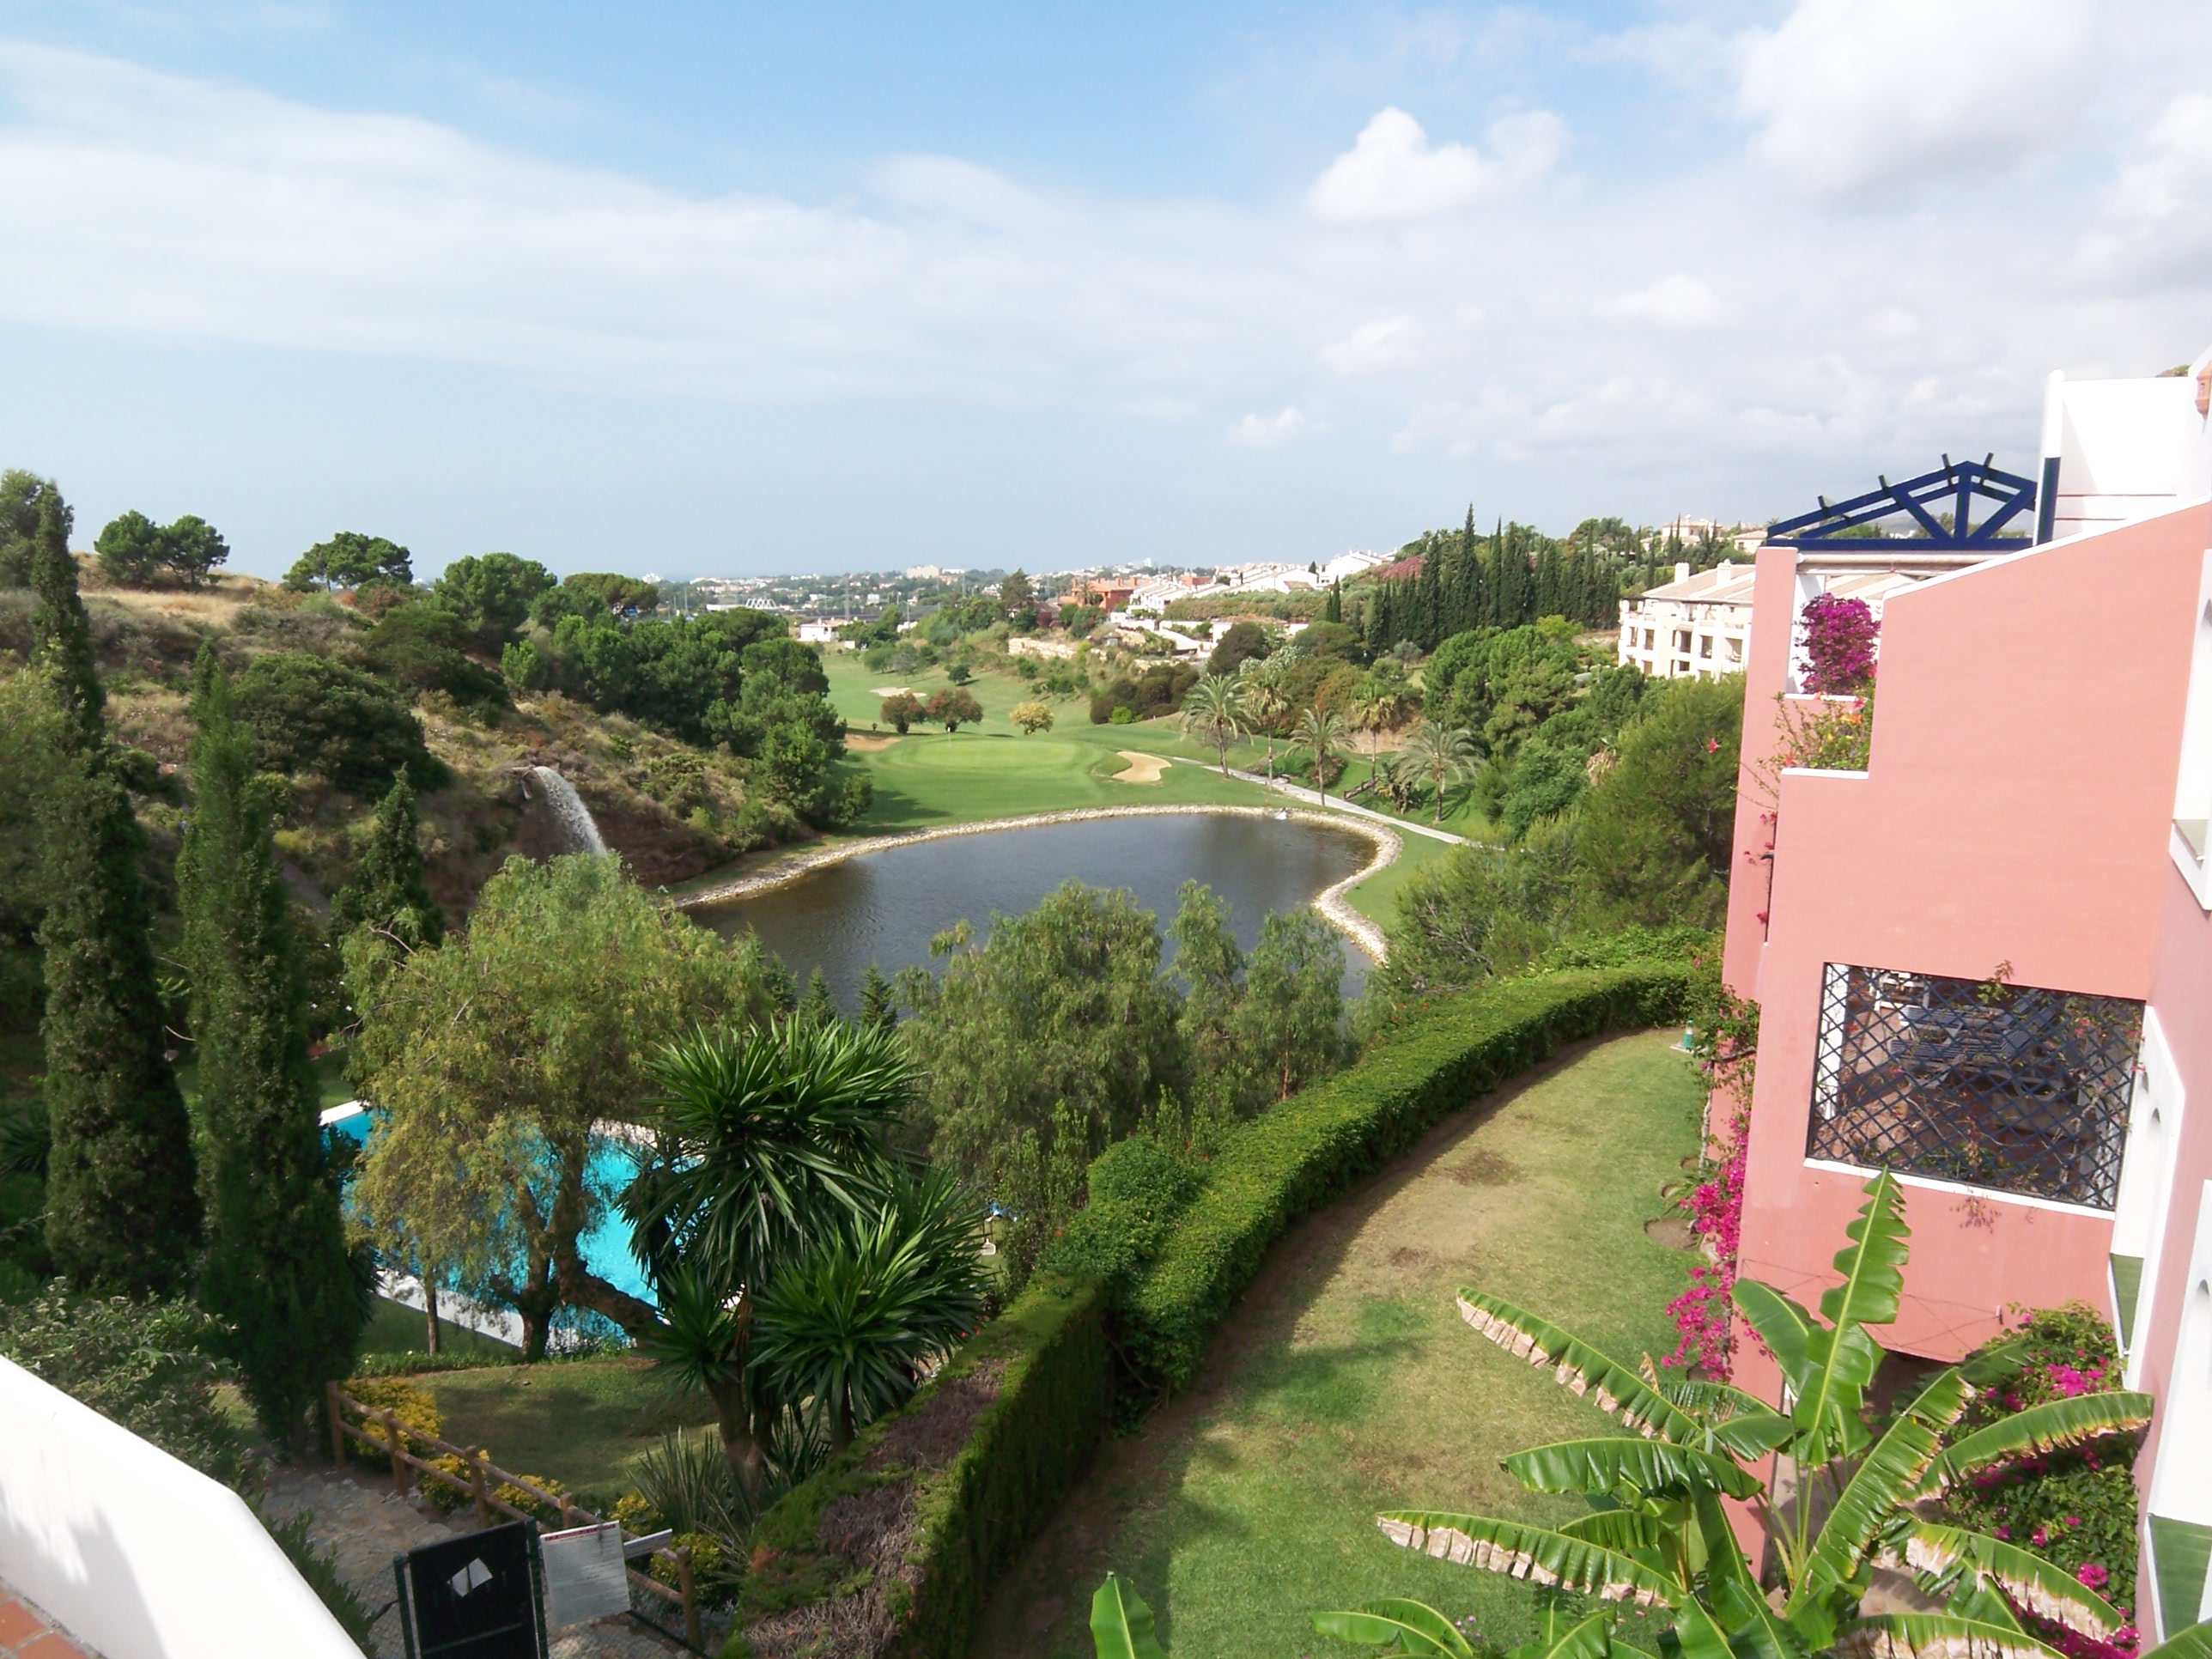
[{"xmin": 325, "ymin": 1381, "xmax": 702, "ymax": 1650}]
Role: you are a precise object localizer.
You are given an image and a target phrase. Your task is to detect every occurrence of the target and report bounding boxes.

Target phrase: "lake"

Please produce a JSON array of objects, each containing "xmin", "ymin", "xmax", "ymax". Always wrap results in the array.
[{"xmin": 689, "ymin": 811, "xmax": 1379, "ymax": 1008}]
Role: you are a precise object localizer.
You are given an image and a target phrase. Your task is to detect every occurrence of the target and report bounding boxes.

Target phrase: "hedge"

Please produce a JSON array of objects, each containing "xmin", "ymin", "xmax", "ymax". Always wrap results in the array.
[
  {"xmin": 1121, "ymin": 962, "xmax": 1694, "ymax": 1388},
  {"xmin": 726, "ymin": 1273, "xmax": 1111, "ymax": 1659}
]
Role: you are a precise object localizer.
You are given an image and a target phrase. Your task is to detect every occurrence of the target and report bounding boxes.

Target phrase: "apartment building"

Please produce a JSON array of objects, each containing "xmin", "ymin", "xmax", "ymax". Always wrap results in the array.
[{"xmin": 1721, "ymin": 349, "xmax": 2212, "ymax": 1637}]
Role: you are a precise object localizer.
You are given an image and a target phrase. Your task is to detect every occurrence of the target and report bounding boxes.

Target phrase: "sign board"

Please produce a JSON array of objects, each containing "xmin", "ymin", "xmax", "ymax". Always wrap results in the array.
[
  {"xmin": 393, "ymin": 1521, "xmax": 547, "ymax": 1659},
  {"xmin": 538, "ymin": 1522, "xmax": 629, "ymax": 1627}
]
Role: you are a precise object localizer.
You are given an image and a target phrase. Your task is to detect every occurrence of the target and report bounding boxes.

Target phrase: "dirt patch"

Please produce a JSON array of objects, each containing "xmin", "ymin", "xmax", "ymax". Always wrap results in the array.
[
  {"xmin": 1644, "ymin": 1214, "xmax": 1698, "ymax": 1249},
  {"xmin": 1387, "ymin": 1245, "xmax": 1434, "ymax": 1268},
  {"xmin": 866, "ymin": 1358, "xmax": 1007, "ymax": 1472},
  {"xmin": 1110, "ymin": 750, "xmax": 1170, "ymax": 783},
  {"xmin": 844, "ymin": 732, "xmax": 901, "ymax": 752},
  {"xmin": 1443, "ymin": 1149, "xmax": 1518, "ymax": 1186}
]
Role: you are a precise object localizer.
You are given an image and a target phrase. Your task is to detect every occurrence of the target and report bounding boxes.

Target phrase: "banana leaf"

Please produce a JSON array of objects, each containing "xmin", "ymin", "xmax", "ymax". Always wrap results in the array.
[
  {"xmin": 1091, "ymin": 1572, "xmax": 1170, "ymax": 1659},
  {"xmin": 1796, "ymin": 1371, "xmax": 1971, "ymax": 1604},
  {"xmin": 1730, "ymin": 1280, "xmax": 1819, "ymax": 1401},
  {"xmin": 1638, "ymin": 1367, "xmax": 1798, "ymax": 1459},
  {"xmin": 1458, "ymin": 1292, "xmax": 1706, "ymax": 1443},
  {"xmin": 1312, "ymin": 1599, "xmax": 1476, "ymax": 1656},
  {"xmin": 1559, "ymin": 1510, "xmax": 1671, "ymax": 1554},
  {"xmin": 1792, "ymin": 1174, "xmax": 1910, "ymax": 1463},
  {"xmin": 1511, "ymin": 1611, "xmax": 1616, "ymax": 1659},
  {"xmin": 1916, "ymin": 1392, "xmax": 2154, "ymax": 1496},
  {"xmin": 2141, "ymin": 1620, "xmax": 2212, "ymax": 1659},
  {"xmin": 1504, "ymin": 1437, "xmax": 1762, "ymax": 1501},
  {"xmin": 1899, "ymin": 1524, "xmax": 2123, "ymax": 1638},
  {"xmin": 1832, "ymin": 1612, "xmax": 2063, "ymax": 1659},
  {"xmin": 1375, "ymin": 1512, "xmax": 1685, "ymax": 1608}
]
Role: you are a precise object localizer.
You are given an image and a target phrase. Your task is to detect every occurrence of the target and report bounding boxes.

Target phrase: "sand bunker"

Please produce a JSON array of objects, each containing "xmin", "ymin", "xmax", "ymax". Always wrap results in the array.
[
  {"xmin": 845, "ymin": 732, "xmax": 901, "ymax": 752},
  {"xmin": 869, "ymin": 686, "xmax": 911, "ymax": 696},
  {"xmin": 1112, "ymin": 750, "xmax": 1170, "ymax": 783}
]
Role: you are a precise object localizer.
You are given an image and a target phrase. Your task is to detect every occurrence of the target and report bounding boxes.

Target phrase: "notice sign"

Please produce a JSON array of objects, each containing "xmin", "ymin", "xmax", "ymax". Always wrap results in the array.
[{"xmin": 538, "ymin": 1521, "xmax": 629, "ymax": 1628}]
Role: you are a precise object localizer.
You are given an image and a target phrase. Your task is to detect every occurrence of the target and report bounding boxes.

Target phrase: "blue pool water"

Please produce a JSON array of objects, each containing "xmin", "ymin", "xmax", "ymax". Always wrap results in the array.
[{"xmin": 327, "ymin": 1111, "xmax": 657, "ymax": 1304}]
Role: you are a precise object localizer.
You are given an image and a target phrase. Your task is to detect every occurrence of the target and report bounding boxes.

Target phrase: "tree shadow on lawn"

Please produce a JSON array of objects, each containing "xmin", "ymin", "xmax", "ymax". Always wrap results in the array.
[
  {"xmin": 974, "ymin": 1031, "xmax": 1704, "ymax": 1658},
  {"xmin": 428, "ymin": 1359, "xmax": 718, "ymax": 1500}
]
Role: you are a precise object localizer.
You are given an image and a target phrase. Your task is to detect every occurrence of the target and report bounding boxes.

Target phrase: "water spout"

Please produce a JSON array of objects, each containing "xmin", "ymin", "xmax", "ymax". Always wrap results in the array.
[{"xmin": 529, "ymin": 765, "xmax": 609, "ymax": 856}]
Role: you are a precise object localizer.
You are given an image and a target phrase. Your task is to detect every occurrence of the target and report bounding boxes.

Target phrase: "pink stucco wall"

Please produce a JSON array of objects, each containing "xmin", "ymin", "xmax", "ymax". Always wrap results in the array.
[{"xmin": 1723, "ymin": 503, "xmax": 2210, "ymax": 1393}]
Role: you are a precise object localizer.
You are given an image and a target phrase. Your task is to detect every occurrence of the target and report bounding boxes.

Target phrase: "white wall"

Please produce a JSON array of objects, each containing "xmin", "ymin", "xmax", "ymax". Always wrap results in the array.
[{"xmin": 0, "ymin": 1357, "xmax": 361, "ymax": 1659}]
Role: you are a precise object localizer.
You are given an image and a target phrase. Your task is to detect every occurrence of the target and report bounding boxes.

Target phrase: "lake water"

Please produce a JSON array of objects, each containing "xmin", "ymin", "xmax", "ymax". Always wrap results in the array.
[{"xmin": 690, "ymin": 812, "xmax": 1378, "ymax": 1009}]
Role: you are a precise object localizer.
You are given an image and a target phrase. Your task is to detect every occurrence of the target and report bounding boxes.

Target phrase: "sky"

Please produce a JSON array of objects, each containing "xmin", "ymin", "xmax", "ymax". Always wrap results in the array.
[{"xmin": 0, "ymin": 1, "xmax": 2207, "ymax": 581}]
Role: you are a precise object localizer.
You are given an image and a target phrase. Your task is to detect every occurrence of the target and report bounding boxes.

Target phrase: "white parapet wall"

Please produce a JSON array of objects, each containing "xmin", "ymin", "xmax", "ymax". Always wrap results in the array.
[{"xmin": 0, "ymin": 1355, "xmax": 361, "ymax": 1659}]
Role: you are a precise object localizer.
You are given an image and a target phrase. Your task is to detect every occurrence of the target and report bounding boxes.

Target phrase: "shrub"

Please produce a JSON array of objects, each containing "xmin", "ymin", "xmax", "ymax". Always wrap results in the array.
[
  {"xmin": 731, "ymin": 1274, "xmax": 1111, "ymax": 1659},
  {"xmin": 335, "ymin": 1375, "xmax": 441, "ymax": 1469},
  {"xmin": 259, "ymin": 1506, "xmax": 380, "ymax": 1651},
  {"xmin": 1036, "ymin": 1135, "xmax": 1203, "ymax": 1298},
  {"xmin": 233, "ymin": 651, "xmax": 441, "ymax": 794},
  {"xmin": 1121, "ymin": 963, "xmax": 1695, "ymax": 1388}
]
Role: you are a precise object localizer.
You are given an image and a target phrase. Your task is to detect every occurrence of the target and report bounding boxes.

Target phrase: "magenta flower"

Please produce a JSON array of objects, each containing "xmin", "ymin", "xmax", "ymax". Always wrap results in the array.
[
  {"xmin": 2032, "ymin": 1527, "xmax": 2050, "ymax": 1547},
  {"xmin": 2078, "ymin": 1564, "xmax": 2110, "ymax": 1590}
]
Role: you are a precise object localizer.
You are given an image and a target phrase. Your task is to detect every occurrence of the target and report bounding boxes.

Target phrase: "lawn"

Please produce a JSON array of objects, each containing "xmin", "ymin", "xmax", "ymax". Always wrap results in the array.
[
  {"xmin": 422, "ymin": 1356, "xmax": 720, "ymax": 1504},
  {"xmin": 973, "ymin": 1030, "xmax": 1708, "ymax": 1659},
  {"xmin": 358, "ymin": 1295, "xmax": 518, "ymax": 1363}
]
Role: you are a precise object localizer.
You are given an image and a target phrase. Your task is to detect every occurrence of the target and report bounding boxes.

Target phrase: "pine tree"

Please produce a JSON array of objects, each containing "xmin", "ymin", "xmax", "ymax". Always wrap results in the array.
[
  {"xmin": 794, "ymin": 965, "xmax": 836, "ymax": 1029},
  {"xmin": 33, "ymin": 491, "xmax": 202, "ymax": 1295},
  {"xmin": 179, "ymin": 647, "xmax": 362, "ymax": 1444},
  {"xmin": 330, "ymin": 778, "xmax": 445, "ymax": 950},
  {"xmin": 858, "ymin": 963, "xmax": 896, "ymax": 1033}
]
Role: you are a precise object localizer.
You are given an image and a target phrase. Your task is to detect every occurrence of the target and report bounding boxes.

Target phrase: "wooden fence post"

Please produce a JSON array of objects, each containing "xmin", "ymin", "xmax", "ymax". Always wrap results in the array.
[
  {"xmin": 470, "ymin": 1449, "xmax": 491, "ymax": 1528},
  {"xmin": 325, "ymin": 1382, "xmax": 345, "ymax": 1467},
  {"xmin": 678, "ymin": 1547, "xmax": 700, "ymax": 1651},
  {"xmin": 381, "ymin": 1408, "xmax": 407, "ymax": 1498}
]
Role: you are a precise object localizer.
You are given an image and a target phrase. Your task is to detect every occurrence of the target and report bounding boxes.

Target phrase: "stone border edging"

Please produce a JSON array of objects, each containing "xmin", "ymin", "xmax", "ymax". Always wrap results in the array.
[{"xmin": 664, "ymin": 805, "xmax": 1398, "ymax": 961}]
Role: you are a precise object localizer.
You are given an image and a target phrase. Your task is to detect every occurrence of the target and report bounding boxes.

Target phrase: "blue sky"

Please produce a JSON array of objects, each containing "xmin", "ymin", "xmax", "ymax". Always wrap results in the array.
[{"xmin": 0, "ymin": 0, "xmax": 2206, "ymax": 580}]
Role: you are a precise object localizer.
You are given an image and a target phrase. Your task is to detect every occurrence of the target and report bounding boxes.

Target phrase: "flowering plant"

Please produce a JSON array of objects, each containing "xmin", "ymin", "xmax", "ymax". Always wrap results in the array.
[
  {"xmin": 1798, "ymin": 592, "xmax": 1879, "ymax": 692},
  {"xmin": 1663, "ymin": 986, "xmax": 1758, "ymax": 1377}
]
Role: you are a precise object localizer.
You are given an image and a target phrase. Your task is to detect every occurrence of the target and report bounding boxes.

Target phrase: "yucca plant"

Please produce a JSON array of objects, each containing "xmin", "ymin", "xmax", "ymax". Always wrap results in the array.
[{"xmin": 1091, "ymin": 1170, "xmax": 2169, "ymax": 1659}]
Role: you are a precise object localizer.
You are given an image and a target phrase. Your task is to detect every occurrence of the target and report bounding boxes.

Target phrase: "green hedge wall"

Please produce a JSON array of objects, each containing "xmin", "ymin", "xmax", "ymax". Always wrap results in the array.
[
  {"xmin": 1121, "ymin": 963, "xmax": 1693, "ymax": 1389},
  {"xmin": 727, "ymin": 1273, "xmax": 1111, "ymax": 1659}
]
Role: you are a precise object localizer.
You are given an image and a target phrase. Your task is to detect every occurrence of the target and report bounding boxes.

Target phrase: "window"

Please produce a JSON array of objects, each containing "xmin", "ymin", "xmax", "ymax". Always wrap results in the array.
[
  {"xmin": 1698, "ymin": 635, "xmax": 1713, "ymax": 658},
  {"xmin": 1806, "ymin": 963, "xmax": 2141, "ymax": 1208}
]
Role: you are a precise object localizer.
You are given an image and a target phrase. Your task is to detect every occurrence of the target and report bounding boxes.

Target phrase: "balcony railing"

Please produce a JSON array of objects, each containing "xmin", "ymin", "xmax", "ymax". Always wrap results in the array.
[{"xmin": 1806, "ymin": 963, "xmax": 2140, "ymax": 1209}]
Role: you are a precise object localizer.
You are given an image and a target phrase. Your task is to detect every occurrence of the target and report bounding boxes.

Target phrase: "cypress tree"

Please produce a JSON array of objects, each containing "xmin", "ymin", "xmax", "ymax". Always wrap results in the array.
[
  {"xmin": 1414, "ymin": 554, "xmax": 1443, "ymax": 650},
  {"xmin": 179, "ymin": 647, "xmax": 362, "ymax": 1445},
  {"xmin": 1324, "ymin": 582, "xmax": 1341, "ymax": 625},
  {"xmin": 330, "ymin": 778, "xmax": 444, "ymax": 950},
  {"xmin": 33, "ymin": 492, "xmax": 202, "ymax": 1295}
]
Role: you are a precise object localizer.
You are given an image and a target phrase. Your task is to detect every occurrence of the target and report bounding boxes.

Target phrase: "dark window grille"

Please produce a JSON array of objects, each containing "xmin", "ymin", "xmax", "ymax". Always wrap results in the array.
[{"xmin": 1806, "ymin": 963, "xmax": 2141, "ymax": 1209}]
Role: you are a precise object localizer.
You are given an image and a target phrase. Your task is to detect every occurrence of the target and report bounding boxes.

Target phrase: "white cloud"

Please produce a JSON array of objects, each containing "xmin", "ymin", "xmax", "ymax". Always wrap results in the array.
[
  {"xmin": 2074, "ymin": 94, "xmax": 2212, "ymax": 292},
  {"xmin": 1735, "ymin": 0, "xmax": 2102, "ymax": 198},
  {"xmin": 1597, "ymin": 276, "xmax": 1720, "ymax": 332},
  {"xmin": 1228, "ymin": 405, "xmax": 1310, "ymax": 448},
  {"xmin": 1319, "ymin": 316, "xmax": 1418, "ymax": 374},
  {"xmin": 1305, "ymin": 107, "xmax": 1561, "ymax": 223}
]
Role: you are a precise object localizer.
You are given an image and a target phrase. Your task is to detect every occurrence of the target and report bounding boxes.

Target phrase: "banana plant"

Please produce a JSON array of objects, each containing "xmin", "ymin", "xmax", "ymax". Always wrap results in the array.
[{"xmin": 1347, "ymin": 1172, "xmax": 2154, "ymax": 1659}]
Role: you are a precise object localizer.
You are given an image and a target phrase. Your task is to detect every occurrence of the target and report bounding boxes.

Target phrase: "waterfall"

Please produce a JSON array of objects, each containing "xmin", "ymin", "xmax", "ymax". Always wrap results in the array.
[{"xmin": 529, "ymin": 766, "xmax": 609, "ymax": 856}]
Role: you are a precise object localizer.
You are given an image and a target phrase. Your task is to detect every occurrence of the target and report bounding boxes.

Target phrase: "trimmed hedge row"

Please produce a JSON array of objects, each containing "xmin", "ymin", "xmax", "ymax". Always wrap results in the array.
[
  {"xmin": 727, "ymin": 1273, "xmax": 1110, "ymax": 1659},
  {"xmin": 1121, "ymin": 963, "xmax": 1694, "ymax": 1388}
]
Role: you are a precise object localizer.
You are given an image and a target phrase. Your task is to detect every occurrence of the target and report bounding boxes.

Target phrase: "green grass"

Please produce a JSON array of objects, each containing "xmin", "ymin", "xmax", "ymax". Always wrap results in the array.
[
  {"xmin": 422, "ymin": 1355, "xmax": 720, "ymax": 1504},
  {"xmin": 358, "ymin": 1295, "xmax": 518, "ymax": 1361},
  {"xmin": 977, "ymin": 1031, "xmax": 1707, "ymax": 1659}
]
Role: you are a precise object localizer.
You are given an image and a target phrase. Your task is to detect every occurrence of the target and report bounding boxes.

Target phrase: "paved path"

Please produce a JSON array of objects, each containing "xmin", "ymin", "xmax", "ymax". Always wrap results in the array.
[
  {"xmin": 0, "ymin": 1579, "xmax": 94, "ymax": 1658},
  {"xmin": 1175, "ymin": 758, "xmax": 1472, "ymax": 845},
  {"xmin": 263, "ymin": 1468, "xmax": 684, "ymax": 1659}
]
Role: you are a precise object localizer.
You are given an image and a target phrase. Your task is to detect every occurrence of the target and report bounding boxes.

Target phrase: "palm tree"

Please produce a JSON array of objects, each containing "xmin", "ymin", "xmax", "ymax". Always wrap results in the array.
[
  {"xmin": 1401, "ymin": 720, "xmax": 1480, "ymax": 823},
  {"xmin": 1292, "ymin": 706, "xmax": 1348, "ymax": 805},
  {"xmin": 750, "ymin": 1168, "xmax": 991, "ymax": 1452},
  {"xmin": 1180, "ymin": 674, "xmax": 1247, "ymax": 775},
  {"xmin": 1236, "ymin": 655, "xmax": 1289, "ymax": 780},
  {"xmin": 1350, "ymin": 676, "xmax": 1409, "ymax": 773},
  {"xmin": 624, "ymin": 1018, "xmax": 908, "ymax": 1498}
]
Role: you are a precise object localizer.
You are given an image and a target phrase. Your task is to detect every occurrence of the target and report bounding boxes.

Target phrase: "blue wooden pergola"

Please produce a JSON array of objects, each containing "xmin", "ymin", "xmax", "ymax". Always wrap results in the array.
[{"xmin": 1765, "ymin": 455, "xmax": 2039, "ymax": 551}]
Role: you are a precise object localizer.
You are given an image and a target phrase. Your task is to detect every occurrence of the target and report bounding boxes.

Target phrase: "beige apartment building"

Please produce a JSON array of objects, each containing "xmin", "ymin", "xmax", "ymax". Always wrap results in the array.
[{"xmin": 1616, "ymin": 560, "xmax": 1923, "ymax": 681}]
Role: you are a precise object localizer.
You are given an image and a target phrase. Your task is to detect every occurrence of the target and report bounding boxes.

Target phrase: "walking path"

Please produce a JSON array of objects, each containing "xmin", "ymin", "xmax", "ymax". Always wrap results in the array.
[
  {"xmin": 1177, "ymin": 758, "xmax": 1471, "ymax": 845},
  {"xmin": 262, "ymin": 1468, "xmax": 684, "ymax": 1659},
  {"xmin": 0, "ymin": 1579, "xmax": 94, "ymax": 1658}
]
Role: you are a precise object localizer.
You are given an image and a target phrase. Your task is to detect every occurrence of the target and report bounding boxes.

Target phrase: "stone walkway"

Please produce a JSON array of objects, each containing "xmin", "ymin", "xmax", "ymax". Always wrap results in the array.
[
  {"xmin": 0, "ymin": 1580, "xmax": 94, "ymax": 1659},
  {"xmin": 263, "ymin": 1468, "xmax": 686, "ymax": 1658}
]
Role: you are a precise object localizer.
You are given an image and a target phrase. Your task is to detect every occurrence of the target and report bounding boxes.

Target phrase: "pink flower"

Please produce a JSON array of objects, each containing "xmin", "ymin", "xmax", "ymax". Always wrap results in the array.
[
  {"xmin": 1995, "ymin": 1526, "xmax": 2012, "ymax": 1540},
  {"xmin": 2078, "ymin": 1564, "xmax": 2110, "ymax": 1590},
  {"xmin": 2064, "ymin": 1516, "xmax": 2083, "ymax": 1529},
  {"xmin": 2032, "ymin": 1527, "xmax": 2050, "ymax": 1547}
]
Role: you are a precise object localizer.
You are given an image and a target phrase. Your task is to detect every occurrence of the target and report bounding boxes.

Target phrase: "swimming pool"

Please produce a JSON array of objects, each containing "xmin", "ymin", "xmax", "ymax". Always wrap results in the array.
[{"xmin": 324, "ymin": 1106, "xmax": 657, "ymax": 1304}]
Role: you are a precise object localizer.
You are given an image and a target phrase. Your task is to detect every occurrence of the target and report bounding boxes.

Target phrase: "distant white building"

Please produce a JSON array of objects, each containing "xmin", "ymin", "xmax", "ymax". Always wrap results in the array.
[
  {"xmin": 1616, "ymin": 559, "xmax": 1924, "ymax": 682},
  {"xmin": 903, "ymin": 564, "xmax": 965, "ymax": 581},
  {"xmin": 1321, "ymin": 549, "xmax": 1390, "ymax": 583},
  {"xmin": 795, "ymin": 620, "xmax": 842, "ymax": 645}
]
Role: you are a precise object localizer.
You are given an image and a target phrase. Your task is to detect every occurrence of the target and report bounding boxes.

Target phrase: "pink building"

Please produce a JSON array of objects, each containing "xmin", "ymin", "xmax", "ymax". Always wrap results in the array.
[{"xmin": 1722, "ymin": 349, "xmax": 2212, "ymax": 1637}]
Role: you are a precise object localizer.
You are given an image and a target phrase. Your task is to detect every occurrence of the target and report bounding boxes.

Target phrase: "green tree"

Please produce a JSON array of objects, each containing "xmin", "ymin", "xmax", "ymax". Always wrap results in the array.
[
  {"xmin": 1401, "ymin": 720, "xmax": 1479, "ymax": 824},
  {"xmin": 627, "ymin": 1019, "xmax": 908, "ymax": 1494},
  {"xmin": 350, "ymin": 854, "xmax": 787, "ymax": 1358},
  {"xmin": 858, "ymin": 963, "xmax": 896, "ymax": 1032},
  {"xmin": 1575, "ymin": 674, "xmax": 1741, "ymax": 928},
  {"xmin": 178, "ymin": 649, "xmax": 363, "ymax": 1448},
  {"xmin": 94, "ymin": 510, "xmax": 167, "ymax": 586},
  {"xmin": 284, "ymin": 531, "xmax": 412, "ymax": 592},
  {"xmin": 160, "ymin": 516, "xmax": 229, "ymax": 586},
  {"xmin": 879, "ymin": 691, "xmax": 923, "ymax": 734},
  {"xmin": 1227, "ymin": 908, "xmax": 1346, "ymax": 1104},
  {"xmin": 902, "ymin": 882, "xmax": 1183, "ymax": 1251},
  {"xmin": 1010, "ymin": 699, "xmax": 1054, "ymax": 734},
  {"xmin": 433, "ymin": 552, "xmax": 556, "ymax": 651},
  {"xmin": 329, "ymin": 777, "xmax": 444, "ymax": 950},
  {"xmin": 1179, "ymin": 673, "xmax": 1246, "ymax": 774},
  {"xmin": 31, "ymin": 491, "xmax": 201, "ymax": 1295},
  {"xmin": 232, "ymin": 652, "xmax": 437, "ymax": 794},
  {"xmin": 0, "ymin": 470, "xmax": 69, "ymax": 587},
  {"xmin": 794, "ymin": 966, "xmax": 836, "ymax": 1030},
  {"xmin": 1206, "ymin": 620, "xmax": 1272, "ymax": 678},
  {"xmin": 1236, "ymin": 652, "xmax": 1293, "ymax": 780}
]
